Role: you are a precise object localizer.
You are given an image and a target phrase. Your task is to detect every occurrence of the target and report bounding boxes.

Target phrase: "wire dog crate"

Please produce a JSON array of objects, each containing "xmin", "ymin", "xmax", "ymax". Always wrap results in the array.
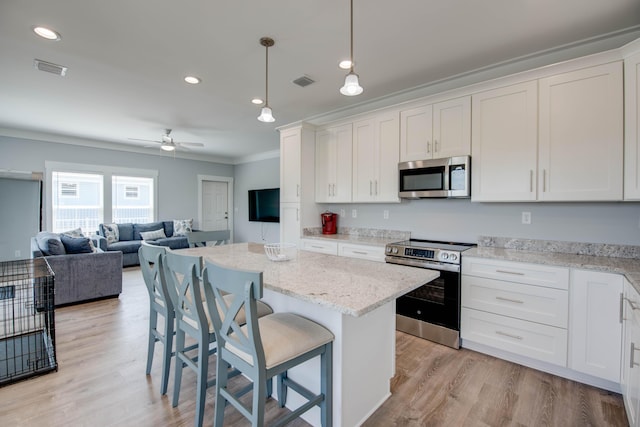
[{"xmin": 0, "ymin": 258, "xmax": 57, "ymax": 386}]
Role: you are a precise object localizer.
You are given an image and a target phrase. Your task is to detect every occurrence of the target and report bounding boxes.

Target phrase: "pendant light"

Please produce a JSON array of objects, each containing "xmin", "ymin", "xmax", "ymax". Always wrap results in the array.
[
  {"xmin": 340, "ymin": 0, "xmax": 363, "ymax": 96},
  {"xmin": 257, "ymin": 37, "xmax": 275, "ymax": 123}
]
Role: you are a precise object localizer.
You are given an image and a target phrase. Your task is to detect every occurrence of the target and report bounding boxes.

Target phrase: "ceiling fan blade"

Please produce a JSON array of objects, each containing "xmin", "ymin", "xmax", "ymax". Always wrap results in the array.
[
  {"xmin": 129, "ymin": 138, "xmax": 161, "ymax": 143},
  {"xmin": 177, "ymin": 142, "xmax": 204, "ymax": 147}
]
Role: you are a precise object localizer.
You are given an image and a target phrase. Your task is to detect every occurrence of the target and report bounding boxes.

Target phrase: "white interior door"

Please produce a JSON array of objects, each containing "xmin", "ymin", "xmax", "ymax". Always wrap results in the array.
[{"xmin": 201, "ymin": 180, "xmax": 228, "ymax": 231}]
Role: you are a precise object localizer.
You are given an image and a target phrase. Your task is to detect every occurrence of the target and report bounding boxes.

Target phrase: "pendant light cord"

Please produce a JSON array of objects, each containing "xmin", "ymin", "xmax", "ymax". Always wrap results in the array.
[
  {"xmin": 265, "ymin": 43, "xmax": 269, "ymax": 107},
  {"xmin": 349, "ymin": 0, "xmax": 354, "ymax": 73}
]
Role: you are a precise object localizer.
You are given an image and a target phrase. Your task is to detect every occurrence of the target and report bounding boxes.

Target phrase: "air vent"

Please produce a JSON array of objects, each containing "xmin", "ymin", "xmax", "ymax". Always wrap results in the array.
[
  {"xmin": 293, "ymin": 75, "xmax": 314, "ymax": 87},
  {"xmin": 33, "ymin": 59, "xmax": 67, "ymax": 76}
]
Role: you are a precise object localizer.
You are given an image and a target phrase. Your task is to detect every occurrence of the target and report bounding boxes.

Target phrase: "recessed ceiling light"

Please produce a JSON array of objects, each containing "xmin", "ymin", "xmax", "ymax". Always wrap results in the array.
[
  {"xmin": 184, "ymin": 76, "xmax": 201, "ymax": 84},
  {"xmin": 33, "ymin": 26, "xmax": 61, "ymax": 41},
  {"xmin": 339, "ymin": 60, "xmax": 352, "ymax": 70},
  {"xmin": 251, "ymin": 98, "xmax": 264, "ymax": 105}
]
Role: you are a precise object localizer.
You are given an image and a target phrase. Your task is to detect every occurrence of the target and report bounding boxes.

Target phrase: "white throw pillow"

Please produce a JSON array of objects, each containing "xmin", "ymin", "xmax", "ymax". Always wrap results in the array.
[
  {"xmin": 103, "ymin": 223, "xmax": 119, "ymax": 244},
  {"xmin": 140, "ymin": 229, "xmax": 167, "ymax": 241},
  {"xmin": 173, "ymin": 219, "xmax": 193, "ymax": 236},
  {"xmin": 62, "ymin": 227, "xmax": 84, "ymax": 238}
]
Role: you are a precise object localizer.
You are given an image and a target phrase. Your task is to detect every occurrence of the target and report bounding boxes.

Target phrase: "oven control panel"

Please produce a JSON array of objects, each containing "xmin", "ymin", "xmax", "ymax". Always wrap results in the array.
[{"xmin": 385, "ymin": 244, "xmax": 460, "ymax": 264}]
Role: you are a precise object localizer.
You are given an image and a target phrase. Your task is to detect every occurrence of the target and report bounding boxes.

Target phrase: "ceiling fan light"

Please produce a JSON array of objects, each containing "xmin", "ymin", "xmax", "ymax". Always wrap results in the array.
[
  {"xmin": 161, "ymin": 144, "xmax": 176, "ymax": 152},
  {"xmin": 258, "ymin": 106, "xmax": 275, "ymax": 123},
  {"xmin": 340, "ymin": 71, "xmax": 363, "ymax": 96}
]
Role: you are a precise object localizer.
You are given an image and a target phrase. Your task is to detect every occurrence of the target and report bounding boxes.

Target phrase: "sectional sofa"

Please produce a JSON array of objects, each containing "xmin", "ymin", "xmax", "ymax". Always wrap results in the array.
[{"xmin": 95, "ymin": 221, "xmax": 192, "ymax": 267}]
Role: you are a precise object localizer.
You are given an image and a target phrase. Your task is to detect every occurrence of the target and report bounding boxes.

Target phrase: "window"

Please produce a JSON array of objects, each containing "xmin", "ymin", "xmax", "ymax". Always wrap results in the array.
[
  {"xmin": 46, "ymin": 162, "xmax": 157, "ymax": 234},
  {"xmin": 51, "ymin": 172, "xmax": 103, "ymax": 234}
]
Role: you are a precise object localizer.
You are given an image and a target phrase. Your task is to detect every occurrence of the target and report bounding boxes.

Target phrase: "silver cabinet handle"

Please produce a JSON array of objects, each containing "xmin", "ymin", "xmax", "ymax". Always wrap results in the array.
[
  {"xmin": 496, "ymin": 331, "xmax": 523, "ymax": 340},
  {"xmin": 375, "ymin": 180, "xmax": 378, "ymax": 196},
  {"xmin": 620, "ymin": 293, "xmax": 624, "ymax": 324},
  {"xmin": 434, "ymin": 139, "xmax": 439, "ymax": 153},
  {"xmin": 332, "ymin": 184, "xmax": 336, "ymax": 197},
  {"xmin": 352, "ymin": 251, "xmax": 368, "ymax": 255},
  {"xmin": 495, "ymin": 269, "xmax": 525, "ymax": 276},
  {"xmin": 632, "ymin": 342, "xmax": 640, "ymax": 368},
  {"xmin": 543, "ymin": 169, "xmax": 547, "ymax": 192},
  {"xmin": 427, "ymin": 141, "xmax": 431, "ymax": 153},
  {"xmin": 369, "ymin": 180, "xmax": 373, "ymax": 196},
  {"xmin": 530, "ymin": 170, "xmax": 534, "ymax": 193},
  {"xmin": 296, "ymin": 184, "xmax": 300, "ymax": 197},
  {"xmin": 496, "ymin": 296, "xmax": 524, "ymax": 304}
]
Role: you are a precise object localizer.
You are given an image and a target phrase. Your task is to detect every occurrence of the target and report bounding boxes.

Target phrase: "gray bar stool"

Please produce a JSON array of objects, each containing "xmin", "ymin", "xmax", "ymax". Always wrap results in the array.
[{"xmin": 202, "ymin": 259, "xmax": 334, "ymax": 427}]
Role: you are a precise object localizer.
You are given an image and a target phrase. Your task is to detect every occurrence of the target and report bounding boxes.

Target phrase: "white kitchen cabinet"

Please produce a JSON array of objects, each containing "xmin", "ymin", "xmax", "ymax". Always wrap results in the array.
[
  {"xmin": 338, "ymin": 243, "xmax": 385, "ymax": 262},
  {"xmin": 538, "ymin": 61, "xmax": 623, "ymax": 201},
  {"xmin": 399, "ymin": 96, "xmax": 470, "ymax": 162},
  {"xmin": 299, "ymin": 238, "xmax": 338, "ymax": 255},
  {"xmin": 625, "ymin": 50, "xmax": 640, "ymax": 200},
  {"xmin": 315, "ymin": 124, "xmax": 352, "ymax": 203},
  {"xmin": 569, "ymin": 269, "xmax": 623, "ymax": 383},
  {"xmin": 471, "ymin": 81, "xmax": 538, "ymax": 201},
  {"xmin": 622, "ymin": 278, "xmax": 640, "ymax": 427},
  {"xmin": 352, "ymin": 112, "xmax": 400, "ymax": 203},
  {"xmin": 279, "ymin": 124, "xmax": 317, "ymax": 244},
  {"xmin": 461, "ymin": 256, "xmax": 569, "ymax": 367}
]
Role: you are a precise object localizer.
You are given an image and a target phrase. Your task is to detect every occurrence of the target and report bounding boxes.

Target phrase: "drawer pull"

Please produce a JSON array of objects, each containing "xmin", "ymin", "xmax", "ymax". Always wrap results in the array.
[
  {"xmin": 311, "ymin": 245, "xmax": 324, "ymax": 249},
  {"xmin": 495, "ymin": 330, "xmax": 523, "ymax": 341},
  {"xmin": 495, "ymin": 296, "xmax": 524, "ymax": 304},
  {"xmin": 495, "ymin": 269, "xmax": 525, "ymax": 276},
  {"xmin": 352, "ymin": 251, "xmax": 368, "ymax": 255}
]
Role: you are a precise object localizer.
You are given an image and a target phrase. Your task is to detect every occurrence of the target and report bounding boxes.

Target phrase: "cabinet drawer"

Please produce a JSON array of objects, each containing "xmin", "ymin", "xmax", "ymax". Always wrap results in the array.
[
  {"xmin": 462, "ymin": 276, "xmax": 568, "ymax": 328},
  {"xmin": 462, "ymin": 257, "xmax": 569, "ymax": 290},
  {"xmin": 299, "ymin": 239, "xmax": 338, "ymax": 255},
  {"xmin": 461, "ymin": 308, "xmax": 567, "ymax": 366},
  {"xmin": 338, "ymin": 243, "xmax": 385, "ymax": 262}
]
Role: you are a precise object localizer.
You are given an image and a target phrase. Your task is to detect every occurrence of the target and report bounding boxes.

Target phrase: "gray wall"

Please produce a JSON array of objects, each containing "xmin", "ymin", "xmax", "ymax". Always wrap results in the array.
[
  {"xmin": 0, "ymin": 178, "xmax": 40, "ymax": 261},
  {"xmin": 0, "ymin": 135, "xmax": 233, "ymax": 231},
  {"xmin": 233, "ymin": 157, "xmax": 280, "ymax": 243},
  {"xmin": 320, "ymin": 199, "xmax": 640, "ymax": 246}
]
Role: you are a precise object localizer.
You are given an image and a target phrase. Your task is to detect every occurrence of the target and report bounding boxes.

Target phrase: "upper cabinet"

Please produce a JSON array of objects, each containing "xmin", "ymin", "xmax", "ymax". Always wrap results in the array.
[
  {"xmin": 625, "ymin": 51, "xmax": 640, "ymax": 200},
  {"xmin": 400, "ymin": 96, "xmax": 471, "ymax": 162},
  {"xmin": 471, "ymin": 81, "xmax": 539, "ymax": 202},
  {"xmin": 472, "ymin": 61, "xmax": 624, "ymax": 202},
  {"xmin": 538, "ymin": 61, "xmax": 623, "ymax": 201},
  {"xmin": 353, "ymin": 111, "xmax": 400, "ymax": 203},
  {"xmin": 315, "ymin": 124, "xmax": 352, "ymax": 203},
  {"xmin": 280, "ymin": 127, "xmax": 302, "ymax": 203}
]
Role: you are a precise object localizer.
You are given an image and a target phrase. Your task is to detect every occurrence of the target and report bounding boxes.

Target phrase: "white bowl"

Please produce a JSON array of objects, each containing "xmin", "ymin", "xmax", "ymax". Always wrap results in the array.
[{"xmin": 264, "ymin": 243, "xmax": 297, "ymax": 261}]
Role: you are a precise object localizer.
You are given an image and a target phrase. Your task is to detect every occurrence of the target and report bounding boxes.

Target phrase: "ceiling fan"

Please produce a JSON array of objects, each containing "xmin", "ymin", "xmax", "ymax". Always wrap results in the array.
[{"xmin": 129, "ymin": 129, "xmax": 204, "ymax": 152}]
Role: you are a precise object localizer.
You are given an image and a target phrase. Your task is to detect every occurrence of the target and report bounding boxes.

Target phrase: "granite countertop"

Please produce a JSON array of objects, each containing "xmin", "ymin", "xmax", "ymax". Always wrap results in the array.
[
  {"xmin": 465, "ymin": 244, "xmax": 640, "ymax": 293},
  {"xmin": 301, "ymin": 226, "xmax": 410, "ymax": 248},
  {"xmin": 180, "ymin": 242, "xmax": 437, "ymax": 317}
]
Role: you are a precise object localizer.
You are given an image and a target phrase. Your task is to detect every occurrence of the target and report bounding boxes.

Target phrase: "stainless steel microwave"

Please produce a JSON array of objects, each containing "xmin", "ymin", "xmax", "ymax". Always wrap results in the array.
[{"xmin": 398, "ymin": 155, "xmax": 470, "ymax": 199}]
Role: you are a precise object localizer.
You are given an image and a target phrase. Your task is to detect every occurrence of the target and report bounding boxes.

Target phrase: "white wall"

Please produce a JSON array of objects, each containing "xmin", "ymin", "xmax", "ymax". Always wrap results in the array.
[
  {"xmin": 318, "ymin": 200, "xmax": 640, "ymax": 246},
  {"xmin": 0, "ymin": 135, "xmax": 233, "ymax": 231},
  {"xmin": 0, "ymin": 178, "xmax": 40, "ymax": 261},
  {"xmin": 233, "ymin": 157, "xmax": 280, "ymax": 243}
]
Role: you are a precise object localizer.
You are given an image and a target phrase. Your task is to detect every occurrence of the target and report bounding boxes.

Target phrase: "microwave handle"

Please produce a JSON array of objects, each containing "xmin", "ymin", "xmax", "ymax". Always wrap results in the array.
[{"xmin": 443, "ymin": 161, "xmax": 451, "ymax": 193}]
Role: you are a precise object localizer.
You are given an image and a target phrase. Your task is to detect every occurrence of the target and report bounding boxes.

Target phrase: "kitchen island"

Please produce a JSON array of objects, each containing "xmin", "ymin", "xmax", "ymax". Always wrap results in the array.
[{"xmin": 180, "ymin": 242, "xmax": 438, "ymax": 427}]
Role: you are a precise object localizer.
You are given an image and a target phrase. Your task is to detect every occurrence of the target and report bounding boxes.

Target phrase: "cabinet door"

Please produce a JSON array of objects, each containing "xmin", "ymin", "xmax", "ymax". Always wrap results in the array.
[
  {"xmin": 623, "ymin": 279, "xmax": 640, "ymax": 426},
  {"xmin": 433, "ymin": 96, "xmax": 471, "ymax": 158},
  {"xmin": 400, "ymin": 104, "xmax": 433, "ymax": 161},
  {"xmin": 471, "ymin": 81, "xmax": 538, "ymax": 201},
  {"xmin": 280, "ymin": 128, "xmax": 301, "ymax": 203},
  {"xmin": 569, "ymin": 269, "xmax": 623, "ymax": 382},
  {"xmin": 539, "ymin": 62, "xmax": 623, "ymax": 201},
  {"xmin": 625, "ymin": 52, "xmax": 640, "ymax": 200},
  {"xmin": 315, "ymin": 124, "xmax": 353, "ymax": 203},
  {"xmin": 352, "ymin": 119, "xmax": 376, "ymax": 202},
  {"xmin": 279, "ymin": 203, "xmax": 300, "ymax": 245},
  {"xmin": 374, "ymin": 112, "xmax": 400, "ymax": 202}
]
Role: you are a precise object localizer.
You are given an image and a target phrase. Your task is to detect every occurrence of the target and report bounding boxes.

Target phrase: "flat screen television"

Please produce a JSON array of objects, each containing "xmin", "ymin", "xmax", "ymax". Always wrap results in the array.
[{"xmin": 248, "ymin": 188, "xmax": 280, "ymax": 223}]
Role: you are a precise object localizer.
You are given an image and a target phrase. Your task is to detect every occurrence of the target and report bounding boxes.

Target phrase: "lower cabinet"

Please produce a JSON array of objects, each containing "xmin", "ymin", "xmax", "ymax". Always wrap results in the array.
[
  {"xmin": 569, "ymin": 269, "xmax": 623, "ymax": 383},
  {"xmin": 622, "ymin": 279, "xmax": 640, "ymax": 427},
  {"xmin": 300, "ymin": 238, "xmax": 385, "ymax": 262},
  {"xmin": 461, "ymin": 256, "xmax": 624, "ymax": 392}
]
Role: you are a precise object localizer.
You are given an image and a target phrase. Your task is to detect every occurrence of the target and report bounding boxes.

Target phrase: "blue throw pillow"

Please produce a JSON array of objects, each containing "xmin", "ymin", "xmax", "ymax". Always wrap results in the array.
[
  {"xmin": 60, "ymin": 234, "xmax": 93, "ymax": 254},
  {"xmin": 36, "ymin": 232, "xmax": 66, "ymax": 256}
]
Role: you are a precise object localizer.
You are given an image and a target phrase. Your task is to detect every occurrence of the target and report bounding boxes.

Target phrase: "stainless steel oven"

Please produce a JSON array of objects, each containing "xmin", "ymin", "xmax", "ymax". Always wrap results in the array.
[{"xmin": 385, "ymin": 239, "xmax": 475, "ymax": 349}]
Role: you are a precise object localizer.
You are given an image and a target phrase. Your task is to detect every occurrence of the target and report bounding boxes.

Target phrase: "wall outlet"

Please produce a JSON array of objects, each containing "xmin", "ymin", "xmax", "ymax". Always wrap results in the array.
[
  {"xmin": 383, "ymin": 210, "xmax": 389, "ymax": 220},
  {"xmin": 351, "ymin": 209, "xmax": 357, "ymax": 218},
  {"xmin": 14, "ymin": 250, "xmax": 20, "ymax": 258},
  {"xmin": 340, "ymin": 208, "xmax": 346, "ymax": 217},
  {"xmin": 521, "ymin": 211, "xmax": 532, "ymax": 225}
]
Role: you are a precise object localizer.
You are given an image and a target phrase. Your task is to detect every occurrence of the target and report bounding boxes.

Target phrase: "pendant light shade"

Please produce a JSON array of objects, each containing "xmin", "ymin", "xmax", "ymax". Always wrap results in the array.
[
  {"xmin": 257, "ymin": 37, "xmax": 276, "ymax": 123},
  {"xmin": 340, "ymin": 0, "xmax": 363, "ymax": 96}
]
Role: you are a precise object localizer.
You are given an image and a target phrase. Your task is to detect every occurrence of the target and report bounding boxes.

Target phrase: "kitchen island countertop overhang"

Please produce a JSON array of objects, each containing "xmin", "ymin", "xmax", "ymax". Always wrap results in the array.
[{"xmin": 180, "ymin": 242, "xmax": 439, "ymax": 317}]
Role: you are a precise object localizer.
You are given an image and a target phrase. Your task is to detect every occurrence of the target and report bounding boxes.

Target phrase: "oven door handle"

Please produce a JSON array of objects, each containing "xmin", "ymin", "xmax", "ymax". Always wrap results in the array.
[{"xmin": 385, "ymin": 256, "xmax": 460, "ymax": 273}]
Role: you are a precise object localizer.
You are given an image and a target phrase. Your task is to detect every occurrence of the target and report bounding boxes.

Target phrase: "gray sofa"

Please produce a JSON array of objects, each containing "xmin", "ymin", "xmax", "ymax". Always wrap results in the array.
[
  {"xmin": 95, "ymin": 221, "xmax": 190, "ymax": 267},
  {"xmin": 31, "ymin": 233, "xmax": 123, "ymax": 307}
]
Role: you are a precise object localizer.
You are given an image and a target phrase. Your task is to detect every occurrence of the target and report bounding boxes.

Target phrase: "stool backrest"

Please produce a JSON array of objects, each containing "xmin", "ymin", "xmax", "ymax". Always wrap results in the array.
[
  {"xmin": 139, "ymin": 241, "xmax": 171, "ymax": 311},
  {"xmin": 202, "ymin": 260, "xmax": 265, "ymax": 370},
  {"xmin": 187, "ymin": 230, "xmax": 231, "ymax": 247},
  {"xmin": 163, "ymin": 251, "xmax": 207, "ymax": 336}
]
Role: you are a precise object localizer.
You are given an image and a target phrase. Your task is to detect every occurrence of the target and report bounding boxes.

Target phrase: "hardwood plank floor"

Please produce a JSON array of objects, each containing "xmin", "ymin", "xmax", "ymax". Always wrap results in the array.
[{"xmin": 0, "ymin": 267, "xmax": 628, "ymax": 427}]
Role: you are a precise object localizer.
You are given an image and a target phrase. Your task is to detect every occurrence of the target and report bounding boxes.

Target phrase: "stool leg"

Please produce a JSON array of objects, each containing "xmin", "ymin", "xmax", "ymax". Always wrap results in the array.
[
  {"xmin": 251, "ymin": 374, "xmax": 267, "ymax": 427},
  {"xmin": 146, "ymin": 307, "xmax": 158, "ymax": 375},
  {"xmin": 160, "ymin": 310, "xmax": 174, "ymax": 395},
  {"xmin": 277, "ymin": 371, "xmax": 288, "ymax": 408},
  {"xmin": 321, "ymin": 342, "xmax": 333, "ymax": 427},
  {"xmin": 194, "ymin": 334, "xmax": 209, "ymax": 427},
  {"xmin": 214, "ymin": 358, "xmax": 230, "ymax": 427},
  {"xmin": 172, "ymin": 328, "xmax": 186, "ymax": 408}
]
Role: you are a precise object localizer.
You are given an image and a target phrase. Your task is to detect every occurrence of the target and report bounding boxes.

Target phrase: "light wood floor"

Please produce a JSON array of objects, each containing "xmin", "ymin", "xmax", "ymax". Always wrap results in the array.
[{"xmin": 0, "ymin": 267, "xmax": 628, "ymax": 427}]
